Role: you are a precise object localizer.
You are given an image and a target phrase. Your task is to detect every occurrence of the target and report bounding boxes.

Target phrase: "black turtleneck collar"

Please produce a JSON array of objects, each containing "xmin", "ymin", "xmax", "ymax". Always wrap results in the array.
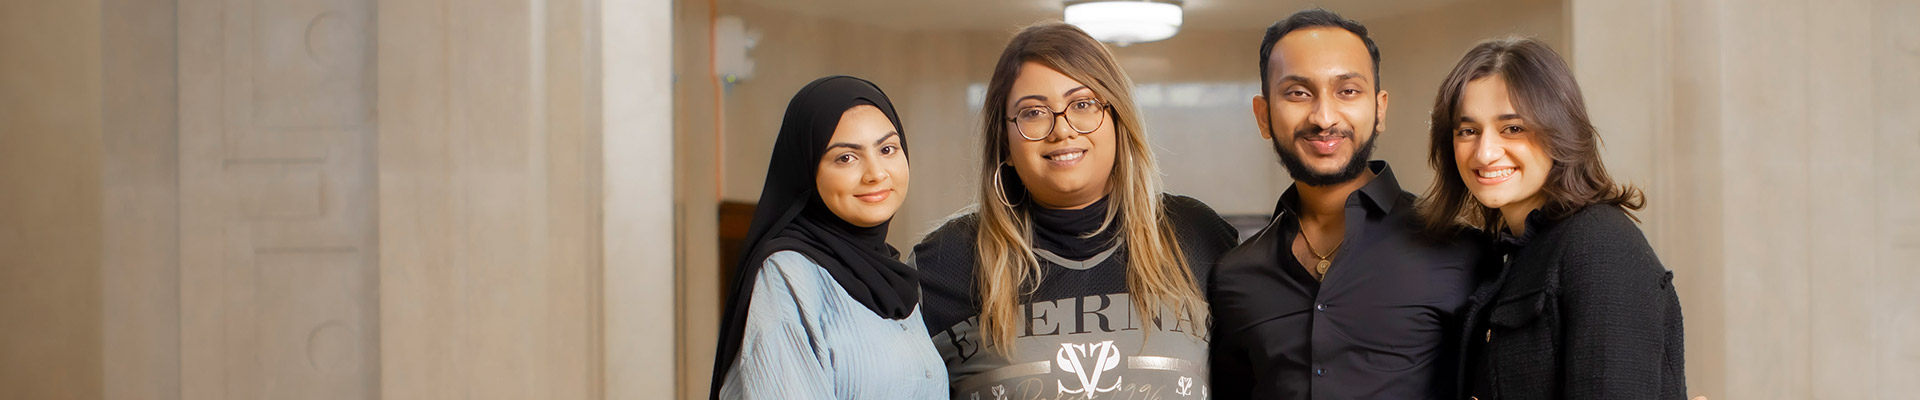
[{"xmin": 1028, "ymin": 195, "xmax": 1120, "ymax": 260}]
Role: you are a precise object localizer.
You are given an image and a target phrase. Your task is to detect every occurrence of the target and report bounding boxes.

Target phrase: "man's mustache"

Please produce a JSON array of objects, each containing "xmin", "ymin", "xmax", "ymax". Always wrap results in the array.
[{"xmin": 1293, "ymin": 125, "xmax": 1354, "ymax": 141}]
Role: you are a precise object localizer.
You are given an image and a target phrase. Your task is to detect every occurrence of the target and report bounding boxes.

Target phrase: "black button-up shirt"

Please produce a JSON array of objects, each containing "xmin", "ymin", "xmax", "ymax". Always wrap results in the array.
[{"xmin": 1209, "ymin": 161, "xmax": 1483, "ymax": 400}]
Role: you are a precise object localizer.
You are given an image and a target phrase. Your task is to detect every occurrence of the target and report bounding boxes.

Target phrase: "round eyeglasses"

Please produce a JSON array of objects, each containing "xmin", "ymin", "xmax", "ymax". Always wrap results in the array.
[{"xmin": 1005, "ymin": 98, "xmax": 1110, "ymax": 141}]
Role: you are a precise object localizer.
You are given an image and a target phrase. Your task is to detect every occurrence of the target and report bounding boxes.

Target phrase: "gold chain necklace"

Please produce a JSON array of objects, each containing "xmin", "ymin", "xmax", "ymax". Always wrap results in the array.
[{"xmin": 1301, "ymin": 232, "xmax": 1342, "ymax": 279}]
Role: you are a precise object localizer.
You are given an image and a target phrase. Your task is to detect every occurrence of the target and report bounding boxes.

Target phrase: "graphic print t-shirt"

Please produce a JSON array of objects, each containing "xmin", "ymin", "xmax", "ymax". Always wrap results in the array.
[{"xmin": 914, "ymin": 195, "xmax": 1237, "ymax": 400}]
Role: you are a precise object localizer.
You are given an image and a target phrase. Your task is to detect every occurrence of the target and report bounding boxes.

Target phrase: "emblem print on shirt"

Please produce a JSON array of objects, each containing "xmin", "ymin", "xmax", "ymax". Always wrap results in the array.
[
  {"xmin": 1176, "ymin": 376, "xmax": 1193, "ymax": 396},
  {"xmin": 991, "ymin": 385, "xmax": 1007, "ymax": 400},
  {"xmin": 1056, "ymin": 340, "xmax": 1124, "ymax": 398}
]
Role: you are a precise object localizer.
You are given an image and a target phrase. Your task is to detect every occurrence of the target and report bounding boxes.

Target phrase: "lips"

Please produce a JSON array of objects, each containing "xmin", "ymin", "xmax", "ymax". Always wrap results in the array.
[
  {"xmin": 1303, "ymin": 136, "xmax": 1345, "ymax": 156},
  {"xmin": 854, "ymin": 189, "xmax": 892, "ymax": 203},
  {"xmin": 1473, "ymin": 167, "xmax": 1516, "ymax": 185},
  {"xmin": 1293, "ymin": 125, "xmax": 1352, "ymax": 157},
  {"xmin": 1042, "ymin": 147, "xmax": 1088, "ymax": 167}
]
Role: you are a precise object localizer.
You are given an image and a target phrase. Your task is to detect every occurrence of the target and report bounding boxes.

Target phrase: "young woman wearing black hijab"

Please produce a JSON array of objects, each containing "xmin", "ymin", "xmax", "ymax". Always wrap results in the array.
[{"xmin": 710, "ymin": 76, "xmax": 945, "ymax": 399}]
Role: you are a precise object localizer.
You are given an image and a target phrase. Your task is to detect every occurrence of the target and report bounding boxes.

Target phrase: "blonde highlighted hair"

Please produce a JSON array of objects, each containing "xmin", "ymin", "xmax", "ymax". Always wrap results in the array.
[{"xmin": 973, "ymin": 22, "xmax": 1206, "ymax": 356}]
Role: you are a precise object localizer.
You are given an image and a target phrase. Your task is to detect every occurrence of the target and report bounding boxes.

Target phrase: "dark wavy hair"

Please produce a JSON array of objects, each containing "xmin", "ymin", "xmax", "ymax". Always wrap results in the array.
[{"xmin": 1418, "ymin": 37, "xmax": 1644, "ymax": 234}]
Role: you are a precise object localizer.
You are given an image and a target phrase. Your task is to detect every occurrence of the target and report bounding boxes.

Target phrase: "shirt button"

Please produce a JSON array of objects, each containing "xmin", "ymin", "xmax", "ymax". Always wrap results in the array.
[{"xmin": 1315, "ymin": 303, "xmax": 1326, "ymax": 311}]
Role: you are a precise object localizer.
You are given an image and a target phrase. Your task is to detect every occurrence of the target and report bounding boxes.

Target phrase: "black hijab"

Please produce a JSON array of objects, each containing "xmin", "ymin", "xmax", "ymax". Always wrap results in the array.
[{"xmin": 709, "ymin": 76, "xmax": 918, "ymax": 397}]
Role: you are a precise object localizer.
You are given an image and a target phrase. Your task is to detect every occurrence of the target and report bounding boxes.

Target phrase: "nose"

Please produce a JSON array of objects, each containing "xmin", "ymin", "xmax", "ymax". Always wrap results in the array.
[
  {"xmin": 1307, "ymin": 95, "xmax": 1341, "ymax": 133},
  {"xmin": 862, "ymin": 158, "xmax": 890, "ymax": 184},
  {"xmin": 1048, "ymin": 111, "xmax": 1079, "ymax": 142},
  {"xmin": 1472, "ymin": 133, "xmax": 1504, "ymax": 166}
]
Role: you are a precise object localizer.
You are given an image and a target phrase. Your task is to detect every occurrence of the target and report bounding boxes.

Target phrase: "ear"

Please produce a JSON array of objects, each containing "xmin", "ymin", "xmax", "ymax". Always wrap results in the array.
[
  {"xmin": 1374, "ymin": 89, "xmax": 1390, "ymax": 133},
  {"xmin": 1252, "ymin": 94, "xmax": 1274, "ymax": 140}
]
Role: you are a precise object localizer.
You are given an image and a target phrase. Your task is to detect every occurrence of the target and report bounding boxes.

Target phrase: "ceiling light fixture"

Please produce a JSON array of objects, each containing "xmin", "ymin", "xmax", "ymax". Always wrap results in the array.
[{"xmin": 1063, "ymin": 0, "xmax": 1184, "ymax": 46}]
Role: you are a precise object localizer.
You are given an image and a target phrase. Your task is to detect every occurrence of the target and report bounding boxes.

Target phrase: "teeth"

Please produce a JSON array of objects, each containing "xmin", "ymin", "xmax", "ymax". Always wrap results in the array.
[
  {"xmin": 1050, "ymin": 151, "xmax": 1084, "ymax": 161},
  {"xmin": 1478, "ymin": 169, "xmax": 1515, "ymax": 179}
]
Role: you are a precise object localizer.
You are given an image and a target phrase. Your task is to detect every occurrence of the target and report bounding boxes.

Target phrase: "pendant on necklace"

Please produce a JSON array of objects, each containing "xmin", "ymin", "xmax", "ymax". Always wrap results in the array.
[{"xmin": 1316, "ymin": 259, "xmax": 1331, "ymax": 276}]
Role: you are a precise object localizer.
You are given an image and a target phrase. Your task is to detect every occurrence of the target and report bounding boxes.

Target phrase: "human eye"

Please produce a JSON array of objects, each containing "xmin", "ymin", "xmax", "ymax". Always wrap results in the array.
[{"xmin": 1017, "ymin": 107, "xmax": 1049, "ymax": 120}]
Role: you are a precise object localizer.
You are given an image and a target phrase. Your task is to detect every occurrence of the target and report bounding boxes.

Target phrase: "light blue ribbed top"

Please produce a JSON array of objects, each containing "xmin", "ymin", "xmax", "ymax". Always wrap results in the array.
[{"xmin": 719, "ymin": 250, "xmax": 948, "ymax": 399}]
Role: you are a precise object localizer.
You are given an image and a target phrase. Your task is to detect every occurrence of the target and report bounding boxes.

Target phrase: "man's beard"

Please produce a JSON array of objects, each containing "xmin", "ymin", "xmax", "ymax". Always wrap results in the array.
[{"xmin": 1268, "ymin": 122, "xmax": 1377, "ymax": 187}]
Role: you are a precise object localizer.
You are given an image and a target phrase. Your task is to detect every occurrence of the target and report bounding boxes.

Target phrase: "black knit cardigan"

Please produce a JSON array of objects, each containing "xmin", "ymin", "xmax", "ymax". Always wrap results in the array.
[{"xmin": 1456, "ymin": 204, "xmax": 1686, "ymax": 399}]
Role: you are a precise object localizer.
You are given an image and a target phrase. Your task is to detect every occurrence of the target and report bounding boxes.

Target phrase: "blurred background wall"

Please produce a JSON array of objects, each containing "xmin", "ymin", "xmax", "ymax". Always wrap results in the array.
[
  {"xmin": 2, "ymin": 0, "xmax": 677, "ymax": 398},
  {"xmin": 3, "ymin": 0, "xmax": 1917, "ymax": 399},
  {"xmin": 3, "ymin": 1, "xmax": 106, "ymax": 398}
]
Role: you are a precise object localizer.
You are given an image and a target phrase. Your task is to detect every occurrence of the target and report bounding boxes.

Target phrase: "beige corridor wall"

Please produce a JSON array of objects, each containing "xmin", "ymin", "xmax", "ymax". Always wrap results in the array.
[
  {"xmin": 2, "ymin": 0, "xmax": 683, "ymax": 398},
  {"xmin": 101, "ymin": 0, "xmax": 182, "ymax": 397},
  {"xmin": 0, "ymin": 0, "xmax": 106, "ymax": 398},
  {"xmin": 672, "ymin": 0, "xmax": 725, "ymax": 394},
  {"xmin": 1574, "ymin": 0, "xmax": 1920, "ymax": 398},
  {"xmin": 376, "ymin": 0, "xmax": 607, "ymax": 397}
]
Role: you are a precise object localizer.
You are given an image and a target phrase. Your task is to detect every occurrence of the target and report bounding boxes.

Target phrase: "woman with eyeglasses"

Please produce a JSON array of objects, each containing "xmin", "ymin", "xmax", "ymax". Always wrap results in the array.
[
  {"xmin": 711, "ymin": 76, "xmax": 946, "ymax": 399},
  {"xmin": 912, "ymin": 22, "xmax": 1239, "ymax": 399}
]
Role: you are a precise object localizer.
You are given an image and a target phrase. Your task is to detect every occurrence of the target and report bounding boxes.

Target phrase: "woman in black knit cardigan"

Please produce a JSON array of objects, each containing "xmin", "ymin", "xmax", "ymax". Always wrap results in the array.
[{"xmin": 1417, "ymin": 36, "xmax": 1686, "ymax": 400}]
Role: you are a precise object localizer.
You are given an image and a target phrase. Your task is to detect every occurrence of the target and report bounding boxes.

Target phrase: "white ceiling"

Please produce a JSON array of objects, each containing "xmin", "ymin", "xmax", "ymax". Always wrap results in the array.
[{"xmin": 736, "ymin": 0, "xmax": 1482, "ymax": 31}]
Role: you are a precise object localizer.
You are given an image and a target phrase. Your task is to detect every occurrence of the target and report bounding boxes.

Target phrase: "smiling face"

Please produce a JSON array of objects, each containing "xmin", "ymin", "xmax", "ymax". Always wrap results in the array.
[
  {"xmin": 1004, "ymin": 61, "xmax": 1118, "ymax": 209},
  {"xmin": 1452, "ymin": 76, "xmax": 1551, "ymax": 213},
  {"xmin": 1254, "ymin": 27, "xmax": 1388, "ymax": 187},
  {"xmin": 815, "ymin": 105, "xmax": 909, "ymax": 227}
]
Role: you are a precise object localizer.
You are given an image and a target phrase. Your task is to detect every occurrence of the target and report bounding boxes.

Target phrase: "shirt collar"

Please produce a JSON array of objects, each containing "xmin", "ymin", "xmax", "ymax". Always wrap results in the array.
[
  {"xmin": 1274, "ymin": 160, "xmax": 1404, "ymax": 218},
  {"xmin": 1356, "ymin": 161, "xmax": 1402, "ymax": 215}
]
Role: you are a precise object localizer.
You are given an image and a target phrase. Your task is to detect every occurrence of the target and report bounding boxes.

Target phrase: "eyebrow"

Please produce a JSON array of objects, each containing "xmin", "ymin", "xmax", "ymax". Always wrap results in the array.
[
  {"xmin": 826, "ymin": 131, "xmax": 901, "ymax": 152},
  {"xmin": 1458, "ymin": 114, "xmax": 1526, "ymax": 123},
  {"xmin": 1013, "ymin": 86, "xmax": 1092, "ymax": 105},
  {"xmin": 873, "ymin": 131, "xmax": 901, "ymax": 145},
  {"xmin": 1277, "ymin": 72, "xmax": 1369, "ymax": 86}
]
